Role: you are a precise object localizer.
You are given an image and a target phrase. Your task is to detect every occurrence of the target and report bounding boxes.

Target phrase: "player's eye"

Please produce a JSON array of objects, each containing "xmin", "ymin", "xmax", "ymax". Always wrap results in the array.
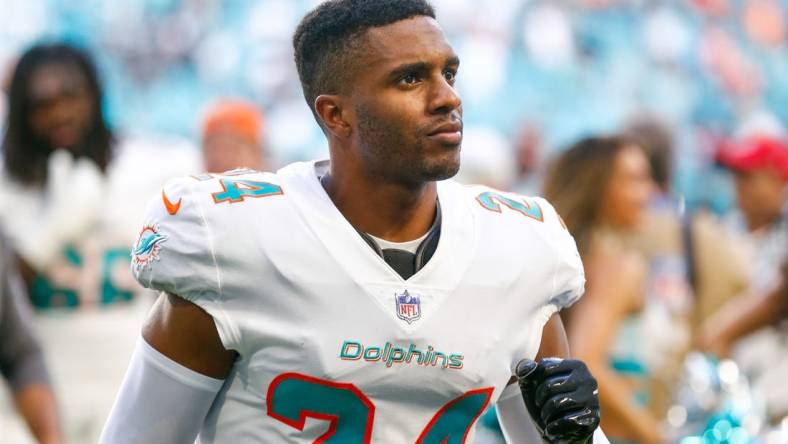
[
  {"xmin": 400, "ymin": 73, "xmax": 420, "ymax": 86},
  {"xmin": 443, "ymin": 69, "xmax": 457, "ymax": 83}
]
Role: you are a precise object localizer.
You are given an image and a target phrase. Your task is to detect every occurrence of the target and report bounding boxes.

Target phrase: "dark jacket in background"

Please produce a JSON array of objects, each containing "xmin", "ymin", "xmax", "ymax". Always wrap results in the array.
[{"xmin": 0, "ymin": 234, "xmax": 50, "ymax": 391}]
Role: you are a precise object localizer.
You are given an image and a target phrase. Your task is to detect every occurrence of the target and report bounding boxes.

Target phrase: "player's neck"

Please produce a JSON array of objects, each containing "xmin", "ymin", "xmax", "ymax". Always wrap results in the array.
[{"xmin": 321, "ymin": 169, "xmax": 438, "ymax": 243}]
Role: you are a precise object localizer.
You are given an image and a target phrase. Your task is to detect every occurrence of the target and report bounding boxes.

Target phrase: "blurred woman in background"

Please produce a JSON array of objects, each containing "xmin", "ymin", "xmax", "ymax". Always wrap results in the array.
[{"xmin": 543, "ymin": 136, "xmax": 664, "ymax": 443}]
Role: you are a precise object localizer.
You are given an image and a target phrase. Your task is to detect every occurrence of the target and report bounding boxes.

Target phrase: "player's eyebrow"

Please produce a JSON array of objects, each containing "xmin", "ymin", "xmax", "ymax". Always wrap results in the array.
[
  {"xmin": 388, "ymin": 55, "xmax": 461, "ymax": 81},
  {"xmin": 389, "ymin": 61, "xmax": 432, "ymax": 80}
]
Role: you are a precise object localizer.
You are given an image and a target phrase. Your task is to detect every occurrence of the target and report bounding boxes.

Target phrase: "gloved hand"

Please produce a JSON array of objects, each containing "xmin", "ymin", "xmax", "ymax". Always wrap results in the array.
[
  {"xmin": 14, "ymin": 150, "xmax": 104, "ymax": 269},
  {"xmin": 516, "ymin": 357, "xmax": 600, "ymax": 444}
]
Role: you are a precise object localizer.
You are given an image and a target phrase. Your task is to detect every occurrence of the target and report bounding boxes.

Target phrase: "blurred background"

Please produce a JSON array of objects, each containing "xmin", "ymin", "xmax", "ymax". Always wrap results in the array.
[{"xmin": 0, "ymin": 0, "xmax": 786, "ymax": 443}]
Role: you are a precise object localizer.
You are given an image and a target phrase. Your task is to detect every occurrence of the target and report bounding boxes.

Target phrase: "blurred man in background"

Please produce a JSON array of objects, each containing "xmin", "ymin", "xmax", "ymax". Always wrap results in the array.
[
  {"xmin": 707, "ymin": 135, "xmax": 788, "ymax": 416},
  {"xmin": 0, "ymin": 233, "xmax": 62, "ymax": 444},
  {"xmin": 716, "ymin": 136, "xmax": 787, "ymax": 293},
  {"xmin": 700, "ymin": 260, "xmax": 787, "ymax": 359},
  {"xmin": 201, "ymin": 99, "xmax": 269, "ymax": 173},
  {"xmin": 0, "ymin": 42, "xmax": 199, "ymax": 443},
  {"xmin": 0, "ymin": 43, "xmax": 112, "ymax": 304},
  {"xmin": 0, "ymin": 43, "xmax": 200, "ymax": 308}
]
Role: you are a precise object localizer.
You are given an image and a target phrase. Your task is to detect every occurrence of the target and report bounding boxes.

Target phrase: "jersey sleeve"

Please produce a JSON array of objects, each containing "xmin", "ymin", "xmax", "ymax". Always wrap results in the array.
[
  {"xmin": 131, "ymin": 177, "xmax": 239, "ymax": 349},
  {"xmin": 536, "ymin": 197, "xmax": 586, "ymax": 311}
]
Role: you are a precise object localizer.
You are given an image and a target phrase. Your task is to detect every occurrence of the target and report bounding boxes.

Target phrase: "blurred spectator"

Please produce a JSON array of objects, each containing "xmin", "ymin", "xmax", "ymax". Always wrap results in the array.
[
  {"xmin": 201, "ymin": 99, "xmax": 269, "ymax": 173},
  {"xmin": 716, "ymin": 136, "xmax": 787, "ymax": 292},
  {"xmin": 624, "ymin": 116, "xmax": 674, "ymax": 197},
  {"xmin": 543, "ymin": 136, "xmax": 665, "ymax": 444},
  {"xmin": 0, "ymin": 42, "xmax": 198, "ymax": 443},
  {"xmin": 0, "ymin": 42, "xmax": 198, "ymax": 308},
  {"xmin": 700, "ymin": 259, "xmax": 787, "ymax": 358},
  {"xmin": 1, "ymin": 43, "xmax": 109, "ymax": 285},
  {"xmin": 0, "ymin": 233, "xmax": 62, "ymax": 444},
  {"xmin": 622, "ymin": 116, "xmax": 749, "ymax": 417},
  {"xmin": 709, "ymin": 135, "xmax": 788, "ymax": 416},
  {"xmin": 0, "ymin": 43, "xmax": 119, "ymax": 307}
]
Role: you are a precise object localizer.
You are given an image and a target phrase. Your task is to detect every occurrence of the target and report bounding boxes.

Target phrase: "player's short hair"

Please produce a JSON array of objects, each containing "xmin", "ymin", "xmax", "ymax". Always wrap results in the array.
[{"xmin": 292, "ymin": 0, "xmax": 436, "ymax": 125}]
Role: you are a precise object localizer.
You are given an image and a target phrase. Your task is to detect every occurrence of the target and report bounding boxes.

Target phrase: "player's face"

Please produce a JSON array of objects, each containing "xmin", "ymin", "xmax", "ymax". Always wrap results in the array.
[
  {"xmin": 349, "ymin": 16, "xmax": 462, "ymax": 184},
  {"xmin": 27, "ymin": 63, "xmax": 95, "ymax": 151},
  {"xmin": 733, "ymin": 169, "xmax": 786, "ymax": 229},
  {"xmin": 600, "ymin": 145, "xmax": 653, "ymax": 229}
]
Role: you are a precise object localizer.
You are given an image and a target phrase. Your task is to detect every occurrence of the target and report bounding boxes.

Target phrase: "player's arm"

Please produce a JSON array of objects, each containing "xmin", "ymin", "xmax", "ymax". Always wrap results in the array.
[
  {"xmin": 534, "ymin": 312, "xmax": 570, "ymax": 359},
  {"xmin": 99, "ymin": 293, "xmax": 237, "ymax": 444},
  {"xmin": 101, "ymin": 177, "xmax": 238, "ymax": 443},
  {"xmin": 497, "ymin": 198, "xmax": 606, "ymax": 443},
  {"xmin": 143, "ymin": 292, "xmax": 237, "ymax": 378}
]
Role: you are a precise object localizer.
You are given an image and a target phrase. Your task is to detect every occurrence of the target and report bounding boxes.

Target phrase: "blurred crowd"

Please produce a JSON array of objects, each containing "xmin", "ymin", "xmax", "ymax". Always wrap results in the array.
[{"xmin": 0, "ymin": 1, "xmax": 786, "ymax": 443}]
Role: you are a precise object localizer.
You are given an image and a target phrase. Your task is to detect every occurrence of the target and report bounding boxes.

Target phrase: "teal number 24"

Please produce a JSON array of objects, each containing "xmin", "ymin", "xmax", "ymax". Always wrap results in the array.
[
  {"xmin": 267, "ymin": 372, "xmax": 493, "ymax": 443},
  {"xmin": 211, "ymin": 179, "xmax": 283, "ymax": 204}
]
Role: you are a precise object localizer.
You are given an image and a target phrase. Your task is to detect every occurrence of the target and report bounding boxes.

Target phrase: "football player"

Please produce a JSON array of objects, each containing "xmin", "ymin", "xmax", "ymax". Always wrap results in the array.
[{"xmin": 102, "ymin": 1, "xmax": 605, "ymax": 442}]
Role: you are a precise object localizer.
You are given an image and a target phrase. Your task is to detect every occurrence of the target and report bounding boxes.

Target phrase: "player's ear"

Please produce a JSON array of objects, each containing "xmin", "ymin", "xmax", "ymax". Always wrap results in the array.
[{"xmin": 315, "ymin": 95, "xmax": 351, "ymax": 139}]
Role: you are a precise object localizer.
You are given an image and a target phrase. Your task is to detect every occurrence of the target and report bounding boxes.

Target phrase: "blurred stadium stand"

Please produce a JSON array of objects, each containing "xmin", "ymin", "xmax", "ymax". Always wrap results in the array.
[{"xmin": 2, "ymin": 0, "xmax": 786, "ymax": 210}]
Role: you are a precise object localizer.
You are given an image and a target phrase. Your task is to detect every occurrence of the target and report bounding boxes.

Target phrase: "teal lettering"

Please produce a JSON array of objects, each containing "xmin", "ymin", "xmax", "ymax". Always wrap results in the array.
[
  {"xmin": 386, "ymin": 347, "xmax": 405, "ymax": 367},
  {"xmin": 340, "ymin": 341, "xmax": 362, "ymax": 360},
  {"xmin": 407, "ymin": 344, "xmax": 424, "ymax": 364},
  {"xmin": 363, "ymin": 347, "xmax": 381, "ymax": 361},
  {"xmin": 431, "ymin": 351, "xmax": 448, "ymax": 368}
]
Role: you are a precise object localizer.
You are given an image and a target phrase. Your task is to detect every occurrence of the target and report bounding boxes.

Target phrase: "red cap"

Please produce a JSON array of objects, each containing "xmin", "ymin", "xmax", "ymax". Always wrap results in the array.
[{"xmin": 716, "ymin": 136, "xmax": 788, "ymax": 180}]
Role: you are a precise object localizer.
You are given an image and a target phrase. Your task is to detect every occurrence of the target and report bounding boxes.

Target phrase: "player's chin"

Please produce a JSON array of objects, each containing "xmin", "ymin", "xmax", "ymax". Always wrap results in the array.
[{"xmin": 421, "ymin": 150, "xmax": 461, "ymax": 181}]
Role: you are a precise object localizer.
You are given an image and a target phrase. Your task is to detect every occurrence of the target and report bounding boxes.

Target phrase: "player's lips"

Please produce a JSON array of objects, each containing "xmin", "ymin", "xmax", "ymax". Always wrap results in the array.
[{"xmin": 427, "ymin": 122, "xmax": 463, "ymax": 145}]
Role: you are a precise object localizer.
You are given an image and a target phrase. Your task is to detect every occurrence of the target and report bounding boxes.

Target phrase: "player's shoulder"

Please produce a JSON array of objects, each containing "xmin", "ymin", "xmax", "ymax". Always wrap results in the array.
[
  {"xmin": 168, "ymin": 167, "xmax": 281, "ymax": 197},
  {"xmin": 157, "ymin": 167, "xmax": 284, "ymax": 214},
  {"xmin": 132, "ymin": 168, "xmax": 285, "ymax": 283},
  {"xmin": 449, "ymin": 181, "xmax": 566, "ymax": 233}
]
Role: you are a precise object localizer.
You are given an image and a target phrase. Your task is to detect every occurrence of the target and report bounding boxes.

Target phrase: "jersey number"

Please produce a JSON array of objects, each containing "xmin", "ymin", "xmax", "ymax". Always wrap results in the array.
[
  {"xmin": 211, "ymin": 179, "xmax": 283, "ymax": 204},
  {"xmin": 476, "ymin": 191, "xmax": 543, "ymax": 222},
  {"xmin": 267, "ymin": 372, "xmax": 493, "ymax": 443}
]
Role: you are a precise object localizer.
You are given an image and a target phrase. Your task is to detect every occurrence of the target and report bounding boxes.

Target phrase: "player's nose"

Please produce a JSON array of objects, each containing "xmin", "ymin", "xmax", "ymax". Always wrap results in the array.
[{"xmin": 428, "ymin": 75, "xmax": 461, "ymax": 115}]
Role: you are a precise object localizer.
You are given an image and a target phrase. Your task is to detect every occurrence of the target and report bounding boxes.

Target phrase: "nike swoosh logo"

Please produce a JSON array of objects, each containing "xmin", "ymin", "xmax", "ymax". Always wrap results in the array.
[{"xmin": 162, "ymin": 190, "xmax": 182, "ymax": 215}]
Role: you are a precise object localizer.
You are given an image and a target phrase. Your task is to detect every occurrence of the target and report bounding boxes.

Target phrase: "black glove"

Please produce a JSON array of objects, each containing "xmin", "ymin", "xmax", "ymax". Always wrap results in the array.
[{"xmin": 516, "ymin": 357, "xmax": 600, "ymax": 444}]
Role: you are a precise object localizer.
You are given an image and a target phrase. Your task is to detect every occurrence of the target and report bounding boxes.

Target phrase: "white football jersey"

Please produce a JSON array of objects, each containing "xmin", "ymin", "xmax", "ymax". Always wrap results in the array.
[{"xmin": 131, "ymin": 160, "xmax": 585, "ymax": 443}]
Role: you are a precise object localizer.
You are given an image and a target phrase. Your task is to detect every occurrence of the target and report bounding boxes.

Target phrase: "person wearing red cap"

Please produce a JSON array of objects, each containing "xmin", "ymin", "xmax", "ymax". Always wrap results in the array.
[
  {"xmin": 700, "ymin": 135, "xmax": 788, "ymax": 416},
  {"xmin": 715, "ymin": 135, "xmax": 787, "ymax": 292},
  {"xmin": 716, "ymin": 136, "xmax": 788, "ymax": 233},
  {"xmin": 201, "ymin": 100, "xmax": 268, "ymax": 174}
]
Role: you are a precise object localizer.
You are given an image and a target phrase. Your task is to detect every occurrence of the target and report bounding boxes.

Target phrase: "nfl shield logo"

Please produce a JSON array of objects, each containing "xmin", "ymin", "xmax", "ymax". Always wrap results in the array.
[{"xmin": 395, "ymin": 290, "xmax": 421, "ymax": 324}]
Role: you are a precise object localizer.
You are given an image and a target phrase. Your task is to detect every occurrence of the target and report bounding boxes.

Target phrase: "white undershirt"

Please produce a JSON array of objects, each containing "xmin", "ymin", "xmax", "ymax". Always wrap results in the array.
[{"xmin": 367, "ymin": 230, "xmax": 430, "ymax": 254}]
